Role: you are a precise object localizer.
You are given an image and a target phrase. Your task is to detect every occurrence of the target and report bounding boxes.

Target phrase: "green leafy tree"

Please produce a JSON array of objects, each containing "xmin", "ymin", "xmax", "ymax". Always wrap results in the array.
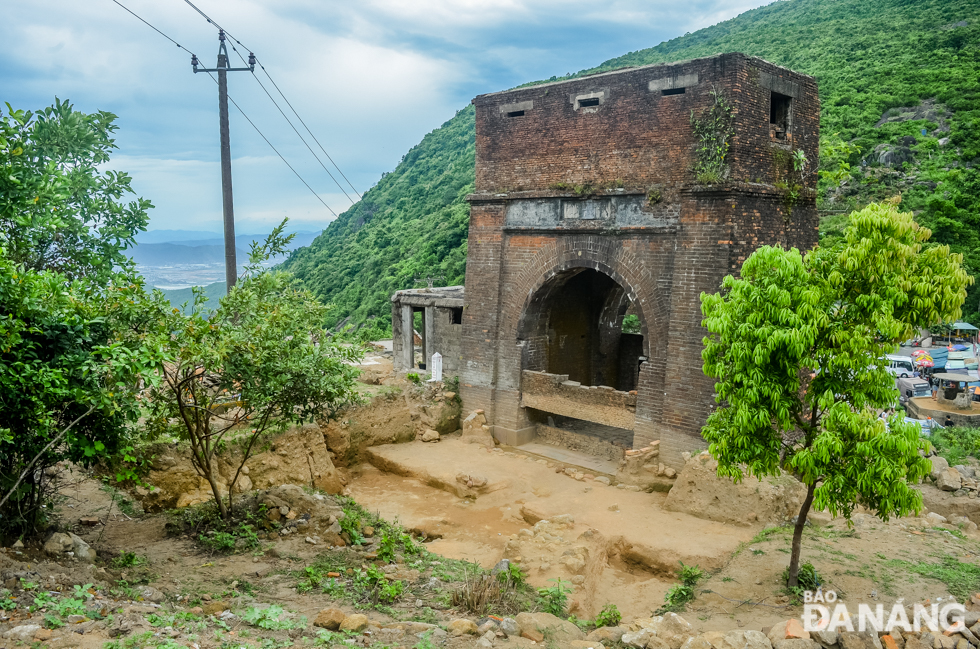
[
  {"xmin": 144, "ymin": 220, "xmax": 361, "ymax": 520},
  {"xmin": 0, "ymin": 100, "xmax": 159, "ymax": 542},
  {"xmin": 0, "ymin": 254, "xmax": 162, "ymax": 541},
  {"xmin": 0, "ymin": 99, "xmax": 151, "ymax": 279},
  {"xmin": 700, "ymin": 200, "xmax": 971, "ymax": 587}
]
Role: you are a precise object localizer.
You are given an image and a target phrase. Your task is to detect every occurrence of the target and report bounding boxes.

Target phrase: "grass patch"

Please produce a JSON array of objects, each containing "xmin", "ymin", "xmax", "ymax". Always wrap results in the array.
[
  {"xmin": 930, "ymin": 427, "xmax": 980, "ymax": 466},
  {"xmin": 657, "ymin": 562, "xmax": 704, "ymax": 614},
  {"xmin": 885, "ymin": 556, "xmax": 980, "ymax": 600}
]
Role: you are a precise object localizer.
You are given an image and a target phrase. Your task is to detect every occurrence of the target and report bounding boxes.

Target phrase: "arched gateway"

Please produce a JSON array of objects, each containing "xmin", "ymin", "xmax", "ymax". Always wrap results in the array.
[{"xmin": 400, "ymin": 52, "xmax": 819, "ymax": 469}]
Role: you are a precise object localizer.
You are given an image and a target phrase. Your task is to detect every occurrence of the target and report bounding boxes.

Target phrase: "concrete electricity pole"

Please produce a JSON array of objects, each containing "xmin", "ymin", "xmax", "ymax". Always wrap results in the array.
[{"xmin": 192, "ymin": 30, "xmax": 255, "ymax": 293}]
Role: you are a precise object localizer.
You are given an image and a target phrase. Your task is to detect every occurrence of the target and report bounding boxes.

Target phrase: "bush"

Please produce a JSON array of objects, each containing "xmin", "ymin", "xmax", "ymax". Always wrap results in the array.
[
  {"xmin": 594, "ymin": 603, "xmax": 622, "ymax": 627},
  {"xmin": 659, "ymin": 562, "xmax": 704, "ymax": 613},
  {"xmin": 536, "ymin": 578, "xmax": 572, "ymax": 617},
  {"xmin": 930, "ymin": 426, "xmax": 980, "ymax": 465}
]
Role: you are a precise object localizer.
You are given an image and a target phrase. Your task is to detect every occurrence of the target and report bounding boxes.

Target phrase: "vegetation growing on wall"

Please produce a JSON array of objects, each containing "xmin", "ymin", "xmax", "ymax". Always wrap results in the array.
[{"xmin": 690, "ymin": 88, "xmax": 735, "ymax": 184}]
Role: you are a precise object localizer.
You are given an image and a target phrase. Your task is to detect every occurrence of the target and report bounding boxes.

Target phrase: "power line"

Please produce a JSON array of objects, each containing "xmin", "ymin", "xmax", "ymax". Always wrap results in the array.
[
  {"xmin": 108, "ymin": 0, "xmax": 338, "ymax": 217},
  {"xmin": 180, "ymin": 0, "xmax": 362, "ymax": 200},
  {"xmin": 110, "ymin": 0, "xmax": 195, "ymax": 56},
  {"xmin": 200, "ymin": 71, "xmax": 339, "ymax": 218}
]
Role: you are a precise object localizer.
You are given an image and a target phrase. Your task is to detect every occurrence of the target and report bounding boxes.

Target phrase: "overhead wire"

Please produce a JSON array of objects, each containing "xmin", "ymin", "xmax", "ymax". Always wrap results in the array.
[
  {"xmin": 108, "ymin": 0, "xmax": 338, "ymax": 217},
  {"xmin": 180, "ymin": 0, "xmax": 362, "ymax": 201}
]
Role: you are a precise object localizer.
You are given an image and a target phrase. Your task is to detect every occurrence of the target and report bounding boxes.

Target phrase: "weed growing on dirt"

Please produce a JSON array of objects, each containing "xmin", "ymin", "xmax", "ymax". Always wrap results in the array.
[
  {"xmin": 658, "ymin": 562, "xmax": 704, "ymax": 613},
  {"xmin": 103, "ymin": 630, "xmax": 154, "ymax": 649},
  {"xmin": 537, "ymin": 578, "xmax": 572, "ymax": 617},
  {"xmin": 241, "ymin": 604, "xmax": 305, "ymax": 630},
  {"xmin": 930, "ymin": 427, "xmax": 980, "ymax": 465},
  {"xmin": 593, "ymin": 602, "xmax": 622, "ymax": 627},
  {"xmin": 166, "ymin": 497, "xmax": 268, "ymax": 555},
  {"xmin": 783, "ymin": 562, "xmax": 821, "ymax": 600},
  {"xmin": 886, "ymin": 556, "xmax": 980, "ymax": 600},
  {"xmin": 110, "ymin": 552, "xmax": 147, "ymax": 569}
]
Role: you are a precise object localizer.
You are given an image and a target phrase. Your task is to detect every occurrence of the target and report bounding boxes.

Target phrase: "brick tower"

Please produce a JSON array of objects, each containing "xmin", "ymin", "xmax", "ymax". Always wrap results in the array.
[{"xmin": 459, "ymin": 52, "xmax": 819, "ymax": 468}]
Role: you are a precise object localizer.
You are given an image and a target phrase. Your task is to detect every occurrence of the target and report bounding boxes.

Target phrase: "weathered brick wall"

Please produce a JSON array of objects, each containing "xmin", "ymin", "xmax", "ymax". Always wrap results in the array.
[
  {"xmin": 460, "ymin": 53, "xmax": 819, "ymax": 464},
  {"xmin": 521, "ymin": 370, "xmax": 637, "ymax": 430}
]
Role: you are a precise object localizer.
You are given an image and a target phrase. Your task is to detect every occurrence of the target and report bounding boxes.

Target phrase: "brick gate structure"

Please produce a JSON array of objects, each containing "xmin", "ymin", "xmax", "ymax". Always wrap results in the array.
[{"xmin": 458, "ymin": 52, "xmax": 819, "ymax": 468}]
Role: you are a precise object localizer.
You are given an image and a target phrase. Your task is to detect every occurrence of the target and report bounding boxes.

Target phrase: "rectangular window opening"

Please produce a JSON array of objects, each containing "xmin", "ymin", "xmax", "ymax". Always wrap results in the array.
[
  {"xmin": 450, "ymin": 307, "xmax": 463, "ymax": 325},
  {"xmin": 770, "ymin": 92, "xmax": 792, "ymax": 139},
  {"xmin": 661, "ymin": 87, "xmax": 685, "ymax": 95},
  {"xmin": 578, "ymin": 97, "xmax": 600, "ymax": 107},
  {"xmin": 506, "ymin": 110, "xmax": 525, "ymax": 118}
]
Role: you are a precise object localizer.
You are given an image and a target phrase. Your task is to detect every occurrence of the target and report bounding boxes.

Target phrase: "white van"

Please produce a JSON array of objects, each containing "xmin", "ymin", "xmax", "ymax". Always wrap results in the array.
[{"xmin": 884, "ymin": 354, "xmax": 915, "ymax": 378}]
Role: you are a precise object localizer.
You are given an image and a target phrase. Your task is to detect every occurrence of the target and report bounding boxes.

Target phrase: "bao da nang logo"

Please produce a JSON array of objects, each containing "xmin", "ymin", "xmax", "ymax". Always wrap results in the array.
[{"xmin": 802, "ymin": 590, "xmax": 966, "ymax": 633}]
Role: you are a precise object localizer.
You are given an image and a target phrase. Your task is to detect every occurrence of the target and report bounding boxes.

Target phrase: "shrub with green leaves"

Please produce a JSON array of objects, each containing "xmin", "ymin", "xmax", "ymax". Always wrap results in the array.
[
  {"xmin": 536, "ymin": 578, "xmax": 572, "ymax": 617},
  {"xmin": 594, "ymin": 603, "xmax": 622, "ymax": 628}
]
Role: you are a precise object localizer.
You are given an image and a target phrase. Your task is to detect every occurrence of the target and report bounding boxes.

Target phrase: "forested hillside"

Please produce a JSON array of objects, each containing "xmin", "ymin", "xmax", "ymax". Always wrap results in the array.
[{"xmin": 283, "ymin": 0, "xmax": 980, "ymax": 331}]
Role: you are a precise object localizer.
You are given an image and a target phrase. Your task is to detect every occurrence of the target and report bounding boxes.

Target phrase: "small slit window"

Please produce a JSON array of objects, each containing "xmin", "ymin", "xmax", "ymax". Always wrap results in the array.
[
  {"xmin": 661, "ymin": 87, "xmax": 685, "ymax": 96},
  {"xmin": 450, "ymin": 308, "xmax": 462, "ymax": 325},
  {"xmin": 770, "ymin": 92, "xmax": 792, "ymax": 139},
  {"xmin": 506, "ymin": 110, "xmax": 525, "ymax": 118},
  {"xmin": 578, "ymin": 97, "xmax": 600, "ymax": 107}
]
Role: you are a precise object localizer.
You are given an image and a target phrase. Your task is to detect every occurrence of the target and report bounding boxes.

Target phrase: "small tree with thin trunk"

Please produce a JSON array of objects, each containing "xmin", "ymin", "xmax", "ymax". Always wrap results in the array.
[
  {"xmin": 700, "ymin": 200, "xmax": 971, "ymax": 588},
  {"xmin": 144, "ymin": 220, "xmax": 360, "ymax": 520}
]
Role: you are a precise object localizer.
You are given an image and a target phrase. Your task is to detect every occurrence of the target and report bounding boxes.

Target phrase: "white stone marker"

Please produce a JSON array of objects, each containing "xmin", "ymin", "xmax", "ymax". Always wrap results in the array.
[{"xmin": 428, "ymin": 352, "xmax": 443, "ymax": 382}]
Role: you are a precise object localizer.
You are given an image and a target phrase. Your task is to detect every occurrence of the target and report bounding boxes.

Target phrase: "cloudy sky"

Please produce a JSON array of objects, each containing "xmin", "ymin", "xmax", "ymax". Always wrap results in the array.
[{"xmin": 3, "ymin": 0, "xmax": 771, "ymax": 234}]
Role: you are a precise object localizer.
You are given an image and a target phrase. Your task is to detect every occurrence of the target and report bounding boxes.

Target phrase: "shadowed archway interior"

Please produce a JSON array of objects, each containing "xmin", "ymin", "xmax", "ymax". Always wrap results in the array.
[{"xmin": 518, "ymin": 268, "xmax": 644, "ymax": 391}]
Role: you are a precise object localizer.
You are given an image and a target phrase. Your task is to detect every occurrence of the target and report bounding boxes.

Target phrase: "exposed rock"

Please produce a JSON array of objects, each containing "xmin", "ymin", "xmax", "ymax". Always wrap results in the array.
[
  {"xmin": 623, "ymin": 629, "xmax": 657, "ymax": 648},
  {"xmin": 916, "ymin": 484, "xmax": 980, "ymax": 525},
  {"xmin": 773, "ymin": 640, "xmax": 817, "ymax": 649},
  {"xmin": 768, "ymin": 620, "xmax": 810, "ymax": 643},
  {"xmin": 44, "ymin": 532, "xmax": 73, "ymax": 556},
  {"xmin": 703, "ymin": 630, "xmax": 773, "ymax": 649},
  {"xmin": 570, "ymin": 642, "xmax": 606, "ymax": 649},
  {"xmin": 421, "ymin": 429, "xmax": 440, "ymax": 442},
  {"xmin": 930, "ymin": 456, "xmax": 950, "ymax": 479},
  {"xmin": 938, "ymin": 468, "xmax": 963, "ymax": 492},
  {"xmin": 448, "ymin": 619, "xmax": 480, "ymax": 636},
  {"xmin": 314, "ymin": 608, "xmax": 346, "ymax": 630},
  {"xmin": 70, "ymin": 533, "xmax": 97, "ymax": 563},
  {"xmin": 839, "ymin": 632, "xmax": 883, "ymax": 649},
  {"xmin": 203, "ymin": 600, "xmax": 230, "ymax": 615},
  {"xmin": 340, "ymin": 613, "xmax": 370, "ymax": 632},
  {"xmin": 812, "ymin": 630, "xmax": 839, "ymax": 647},
  {"xmin": 588, "ymin": 626, "xmax": 627, "ymax": 644},
  {"xmin": 516, "ymin": 612, "xmax": 585, "ymax": 644},
  {"xmin": 136, "ymin": 585, "xmax": 165, "ymax": 603},
  {"xmin": 460, "ymin": 411, "xmax": 495, "ymax": 448},
  {"xmin": 500, "ymin": 618, "xmax": 520, "ymax": 637},
  {"xmin": 2, "ymin": 625, "xmax": 41, "ymax": 641},
  {"xmin": 664, "ymin": 452, "xmax": 806, "ymax": 526}
]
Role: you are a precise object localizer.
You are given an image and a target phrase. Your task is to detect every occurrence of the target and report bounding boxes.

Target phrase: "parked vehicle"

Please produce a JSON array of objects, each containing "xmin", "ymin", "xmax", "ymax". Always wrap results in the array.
[
  {"xmin": 884, "ymin": 354, "xmax": 916, "ymax": 378},
  {"xmin": 896, "ymin": 377, "xmax": 930, "ymax": 404}
]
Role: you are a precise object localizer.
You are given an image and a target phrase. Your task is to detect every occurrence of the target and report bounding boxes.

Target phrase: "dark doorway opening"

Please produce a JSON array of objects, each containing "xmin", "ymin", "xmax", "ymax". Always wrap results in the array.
[{"xmin": 520, "ymin": 268, "xmax": 644, "ymax": 391}]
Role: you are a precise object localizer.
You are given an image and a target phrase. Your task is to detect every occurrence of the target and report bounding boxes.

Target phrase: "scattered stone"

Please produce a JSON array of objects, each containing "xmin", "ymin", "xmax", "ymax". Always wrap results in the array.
[
  {"xmin": 623, "ymin": 629, "xmax": 657, "ymax": 648},
  {"xmin": 202, "ymin": 600, "xmax": 230, "ymax": 615},
  {"xmin": 812, "ymin": 630, "xmax": 839, "ymax": 647},
  {"xmin": 448, "ymin": 619, "xmax": 480, "ymax": 636},
  {"xmin": 34, "ymin": 628, "xmax": 53, "ymax": 641},
  {"xmin": 570, "ymin": 642, "xmax": 607, "ymax": 649},
  {"xmin": 938, "ymin": 468, "xmax": 963, "ymax": 492},
  {"xmin": 839, "ymin": 632, "xmax": 883, "ymax": 649},
  {"xmin": 306, "ymin": 536, "xmax": 317, "ymax": 545},
  {"xmin": 67, "ymin": 614, "xmax": 88, "ymax": 624},
  {"xmin": 500, "ymin": 618, "xmax": 520, "ymax": 637},
  {"xmin": 43, "ymin": 531, "xmax": 73, "ymax": 556},
  {"xmin": 314, "ymin": 608, "xmax": 346, "ymax": 630},
  {"xmin": 12, "ymin": 539, "xmax": 24, "ymax": 549},
  {"xmin": 421, "ymin": 429, "xmax": 440, "ymax": 442},
  {"xmin": 516, "ymin": 612, "xmax": 585, "ymax": 644},
  {"xmin": 589, "ymin": 626, "xmax": 626, "ymax": 644},
  {"xmin": 930, "ymin": 456, "xmax": 950, "ymax": 479},
  {"xmin": 768, "ymin": 620, "xmax": 810, "ymax": 643},
  {"xmin": 2, "ymin": 625, "xmax": 41, "ymax": 641},
  {"xmin": 136, "ymin": 585, "xmax": 165, "ymax": 603},
  {"xmin": 925, "ymin": 512, "xmax": 949, "ymax": 525},
  {"xmin": 596, "ymin": 476, "xmax": 611, "ymax": 485},
  {"xmin": 341, "ymin": 613, "xmax": 370, "ymax": 632},
  {"xmin": 79, "ymin": 516, "xmax": 101, "ymax": 526}
]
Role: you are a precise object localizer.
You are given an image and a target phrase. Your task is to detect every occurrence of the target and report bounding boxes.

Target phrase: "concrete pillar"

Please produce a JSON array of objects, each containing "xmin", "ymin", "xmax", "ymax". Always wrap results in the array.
[
  {"xmin": 424, "ymin": 306, "xmax": 434, "ymax": 369},
  {"xmin": 401, "ymin": 304, "xmax": 414, "ymax": 369}
]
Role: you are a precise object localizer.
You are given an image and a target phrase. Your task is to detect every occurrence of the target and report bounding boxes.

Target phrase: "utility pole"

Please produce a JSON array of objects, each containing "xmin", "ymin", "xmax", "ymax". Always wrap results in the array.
[{"xmin": 192, "ymin": 31, "xmax": 255, "ymax": 293}]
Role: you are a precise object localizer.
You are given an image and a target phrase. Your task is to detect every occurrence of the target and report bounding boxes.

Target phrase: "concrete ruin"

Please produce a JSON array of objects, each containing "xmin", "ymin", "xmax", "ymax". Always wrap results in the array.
[
  {"xmin": 391, "ymin": 286, "xmax": 464, "ymax": 375},
  {"xmin": 396, "ymin": 53, "xmax": 819, "ymax": 468}
]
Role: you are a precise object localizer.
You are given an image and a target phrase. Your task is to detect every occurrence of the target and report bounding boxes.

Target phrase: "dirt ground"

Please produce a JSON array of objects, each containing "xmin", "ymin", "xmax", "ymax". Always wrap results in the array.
[{"xmin": 4, "ymin": 434, "xmax": 980, "ymax": 647}]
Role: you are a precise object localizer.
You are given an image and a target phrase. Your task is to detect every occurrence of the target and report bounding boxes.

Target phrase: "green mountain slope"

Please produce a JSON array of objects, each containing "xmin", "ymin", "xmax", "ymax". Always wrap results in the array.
[
  {"xmin": 283, "ymin": 0, "xmax": 980, "ymax": 330},
  {"xmin": 281, "ymin": 106, "xmax": 474, "ymax": 331}
]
